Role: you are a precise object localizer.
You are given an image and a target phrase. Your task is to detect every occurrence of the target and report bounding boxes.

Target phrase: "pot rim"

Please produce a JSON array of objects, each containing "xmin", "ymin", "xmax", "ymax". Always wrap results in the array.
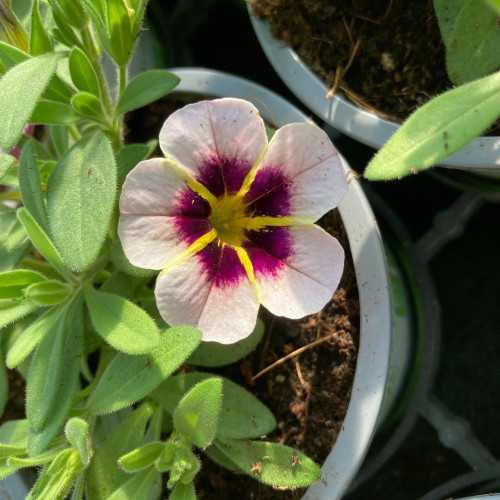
[
  {"xmin": 248, "ymin": 14, "xmax": 500, "ymax": 172},
  {"xmin": 170, "ymin": 67, "xmax": 392, "ymax": 499}
]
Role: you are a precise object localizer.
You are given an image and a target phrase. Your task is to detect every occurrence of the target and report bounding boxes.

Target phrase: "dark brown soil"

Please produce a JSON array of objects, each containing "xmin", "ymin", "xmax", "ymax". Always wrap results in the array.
[{"xmin": 248, "ymin": 0, "xmax": 449, "ymax": 121}]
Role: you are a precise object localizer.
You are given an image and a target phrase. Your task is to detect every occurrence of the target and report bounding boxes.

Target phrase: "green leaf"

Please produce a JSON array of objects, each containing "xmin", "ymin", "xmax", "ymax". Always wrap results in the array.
[
  {"xmin": 108, "ymin": 466, "xmax": 161, "ymax": 500},
  {"xmin": 116, "ymin": 71, "xmax": 180, "ymax": 116},
  {"xmin": 0, "ymin": 298, "xmax": 39, "ymax": 330},
  {"xmin": 47, "ymin": 0, "xmax": 88, "ymax": 30},
  {"xmin": 30, "ymin": 0, "xmax": 53, "ymax": 56},
  {"xmin": 31, "ymin": 100, "xmax": 83, "ymax": 125},
  {"xmin": 0, "ymin": 243, "xmax": 30, "ymax": 273},
  {"xmin": 116, "ymin": 141, "xmax": 156, "ymax": 182},
  {"xmin": 0, "ymin": 419, "xmax": 28, "ymax": 446},
  {"xmin": 69, "ymin": 46, "xmax": 100, "ymax": 96},
  {"xmin": 26, "ymin": 295, "xmax": 83, "ymax": 431},
  {"xmin": 65, "ymin": 418, "xmax": 91, "ymax": 466},
  {"xmin": 100, "ymin": 271, "xmax": 133, "ymax": 300},
  {"xmin": 215, "ymin": 438, "xmax": 322, "ymax": 488},
  {"xmin": 0, "ymin": 52, "xmax": 63, "ymax": 151},
  {"xmin": 4, "ymin": 219, "xmax": 27, "ymax": 251},
  {"xmin": 433, "ymin": 0, "xmax": 468, "ymax": 49},
  {"xmin": 19, "ymin": 140, "xmax": 48, "ymax": 231},
  {"xmin": 46, "ymin": 130, "xmax": 117, "ymax": 271},
  {"xmin": 188, "ymin": 318, "xmax": 265, "ymax": 367},
  {"xmin": 17, "ymin": 207, "xmax": 70, "ymax": 279},
  {"xmin": 6, "ymin": 302, "xmax": 67, "ymax": 368},
  {"xmin": 88, "ymin": 326, "xmax": 201, "ymax": 414},
  {"xmin": 25, "ymin": 280, "xmax": 71, "ymax": 306},
  {"xmin": 446, "ymin": 0, "xmax": 500, "ymax": 84},
  {"xmin": 174, "ymin": 378, "xmax": 222, "ymax": 449},
  {"xmin": 0, "ymin": 153, "xmax": 16, "ymax": 182},
  {"xmin": 106, "ymin": 0, "xmax": 133, "ymax": 66},
  {"xmin": 152, "ymin": 373, "xmax": 276, "ymax": 440},
  {"xmin": 71, "ymin": 92, "xmax": 105, "ymax": 121},
  {"xmin": 86, "ymin": 402, "xmax": 155, "ymax": 500},
  {"xmin": 0, "ymin": 41, "xmax": 28, "ymax": 71},
  {"xmin": 364, "ymin": 70, "xmax": 500, "ymax": 180},
  {"xmin": 0, "ymin": 269, "xmax": 47, "ymax": 299},
  {"xmin": 118, "ymin": 442, "xmax": 164, "ymax": 473},
  {"xmin": 49, "ymin": 125, "xmax": 70, "ymax": 158},
  {"xmin": 169, "ymin": 481, "xmax": 197, "ymax": 500},
  {"xmin": 79, "ymin": 0, "xmax": 107, "ymax": 34},
  {"xmin": 84, "ymin": 287, "xmax": 160, "ymax": 354}
]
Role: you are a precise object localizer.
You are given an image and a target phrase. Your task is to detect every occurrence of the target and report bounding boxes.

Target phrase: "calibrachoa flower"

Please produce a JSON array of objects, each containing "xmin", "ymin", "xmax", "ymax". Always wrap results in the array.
[{"xmin": 118, "ymin": 98, "xmax": 347, "ymax": 344}]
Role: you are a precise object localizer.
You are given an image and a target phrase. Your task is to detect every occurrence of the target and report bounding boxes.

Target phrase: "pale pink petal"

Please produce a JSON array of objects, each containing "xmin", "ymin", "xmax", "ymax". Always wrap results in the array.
[
  {"xmin": 120, "ymin": 158, "xmax": 211, "ymax": 218},
  {"xmin": 244, "ymin": 225, "xmax": 344, "ymax": 318},
  {"xmin": 159, "ymin": 98, "xmax": 267, "ymax": 196},
  {"xmin": 118, "ymin": 215, "xmax": 212, "ymax": 270},
  {"xmin": 243, "ymin": 123, "xmax": 346, "ymax": 218},
  {"xmin": 155, "ymin": 242, "xmax": 259, "ymax": 343}
]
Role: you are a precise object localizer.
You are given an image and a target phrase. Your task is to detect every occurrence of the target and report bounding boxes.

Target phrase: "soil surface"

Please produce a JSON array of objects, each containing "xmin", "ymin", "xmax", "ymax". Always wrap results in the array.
[
  {"xmin": 127, "ymin": 97, "xmax": 360, "ymax": 499},
  {"xmin": 248, "ymin": 0, "xmax": 449, "ymax": 122}
]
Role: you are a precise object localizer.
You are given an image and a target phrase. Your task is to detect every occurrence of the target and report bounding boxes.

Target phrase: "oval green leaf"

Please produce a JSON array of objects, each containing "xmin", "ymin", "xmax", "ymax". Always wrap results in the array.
[
  {"xmin": 25, "ymin": 280, "xmax": 71, "ymax": 305},
  {"xmin": 19, "ymin": 141, "xmax": 48, "ymax": 232},
  {"xmin": 84, "ymin": 287, "xmax": 160, "ymax": 354},
  {"xmin": 115, "ymin": 70, "xmax": 180, "ymax": 116},
  {"xmin": 0, "ymin": 269, "xmax": 47, "ymax": 299},
  {"xmin": 6, "ymin": 302, "xmax": 67, "ymax": 368},
  {"xmin": 71, "ymin": 92, "xmax": 104, "ymax": 122},
  {"xmin": 118, "ymin": 442, "xmax": 164, "ymax": 473},
  {"xmin": 69, "ymin": 46, "xmax": 100, "ymax": 96},
  {"xmin": 46, "ymin": 131, "xmax": 117, "ymax": 271},
  {"xmin": 31, "ymin": 100, "xmax": 83, "ymax": 125},
  {"xmin": 174, "ymin": 378, "xmax": 222, "ymax": 449},
  {"xmin": 88, "ymin": 326, "xmax": 201, "ymax": 414},
  {"xmin": 215, "ymin": 438, "xmax": 322, "ymax": 488},
  {"xmin": 364, "ymin": 70, "xmax": 500, "ymax": 180},
  {"xmin": 0, "ymin": 52, "xmax": 63, "ymax": 151},
  {"xmin": 152, "ymin": 372, "xmax": 276, "ymax": 440}
]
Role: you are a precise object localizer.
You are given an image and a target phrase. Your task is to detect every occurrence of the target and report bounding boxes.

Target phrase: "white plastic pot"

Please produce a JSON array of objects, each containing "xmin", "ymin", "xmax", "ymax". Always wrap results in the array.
[
  {"xmin": 249, "ymin": 13, "xmax": 500, "ymax": 177},
  {"xmin": 170, "ymin": 67, "xmax": 398, "ymax": 499}
]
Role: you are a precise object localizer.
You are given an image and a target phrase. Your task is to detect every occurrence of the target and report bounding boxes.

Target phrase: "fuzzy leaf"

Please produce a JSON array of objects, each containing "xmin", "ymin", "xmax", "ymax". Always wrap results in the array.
[
  {"xmin": 188, "ymin": 318, "xmax": 264, "ymax": 367},
  {"xmin": 0, "ymin": 52, "xmax": 63, "ymax": 151},
  {"xmin": 118, "ymin": 442, "xmax": 164, "ymax": 473},
  {"xmin": 0, "ymin": 269, "xmax": 47, "ymax": 299},
  {"xmin": 6, "ymin": 302, "xmax": 67, "ymax": 368},
  {"xmin": 69, "ymin": 46, "xmax": 100, "ymax": 96},
  {"xmin": 0, "ymin": 344, "xmax": 6, "ymax": 417},
  {"xmin": 105, "ymin": 0, "xmax": 133, "ymax": 66},
  {"xmin": 215, "ymin": 438, "xmax": 322, "ymax": 488},
  {"xmin": 0, "ymin": 420, "xmax": 28, "ymax": 447},
  {"xmin": 364, "ymin": 70, "xmax": 500, "ymax": 180},
  {"xmin": 26, "ymin": 295, "xmax": 83, "ymax": 431},
  {"xmin": 0, "ymin": 298, "xmax": 39, "ymax": 330},
  {"xmin": 65, "ymin": 418, "xmax": 91, "ymax": 466},
  {"xmin": 19, "ymin": 140, "xmax": 48, "ymax": 231},
  {"xmin": 0, "ymin": 153, "xmax": 16, "ymax": 182},
  {"xmin": 30, "ymin": 0, "xmax": 53, "ymax": 56},
  {"xmin": 108, "ymin": 466, "xmax": 161, "ymax": 500},
  {"xmin": 169, "ymin": 481, "xmax": 197, "ymax": 500},
  {"xmin": 0, "ymin": 41, "xmax": 29, "ymax": 71},
  {"xmin": 31, "ymin": 100, "xmax": 83, "ymax": 125},
  {"xmin": 17, "ymin": 207, "xmax": 70, "ymax": 279},
  {"xmin": 86, "ymin": 402, "xmax": 155, "ymax": 500},
  {"xmin": 446, "ymin": 0, "xmax": 500, "ymax": 84},
  {"xmin": 88, "ymin": 326, "xmax": 201, "ymax": 414},
  {"xmin": 84, "ymin": 287, "xmax": 160, "ymax": 354},
  {"xmin": 46, "ymin": 131, "xmax": 117, "ymax": 271},
  {"xmin": 25, "ymin": 280, "xmax": 71, "ymax": 305},
  {"xmin": 115, "ymin": 71, "xmax": 180, "ymax": 116},
  {"xmin": 174, "ymin": 378, "xmax": 222, "ymax": 448},
  {"xmin": 152, "ymin": 373, "xmax": 276, "ymax": 440},
  {"xmin": 71, "ymin": 92, "xmax": 104, "ymax": 121}
]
